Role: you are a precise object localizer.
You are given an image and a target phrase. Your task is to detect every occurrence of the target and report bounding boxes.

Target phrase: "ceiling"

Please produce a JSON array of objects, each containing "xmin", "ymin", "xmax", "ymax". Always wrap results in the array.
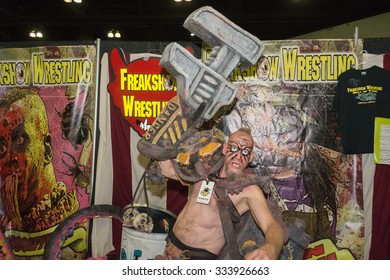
[{"xmin": 0, "ymin": 0, "xmax": 388, "ymax": 44}]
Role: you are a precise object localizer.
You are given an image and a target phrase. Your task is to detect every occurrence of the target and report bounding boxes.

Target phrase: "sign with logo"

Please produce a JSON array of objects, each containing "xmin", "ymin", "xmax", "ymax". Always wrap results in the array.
[{"xmin": 108, "ymin": 48, "xmax": 177, "ymax": 136}]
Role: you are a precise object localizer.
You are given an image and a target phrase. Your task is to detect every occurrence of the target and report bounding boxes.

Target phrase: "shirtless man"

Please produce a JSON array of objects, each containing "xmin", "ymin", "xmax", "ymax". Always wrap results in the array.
[{"xmin": 155, "ymin": 128, "xmax": 285, "ymax": 260}]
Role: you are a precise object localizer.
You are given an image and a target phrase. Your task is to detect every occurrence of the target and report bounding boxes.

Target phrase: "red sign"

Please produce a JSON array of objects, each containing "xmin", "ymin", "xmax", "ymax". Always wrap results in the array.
[{"xmin": 108, "ymin": 48, "xmax": 177, "ymax": 136}]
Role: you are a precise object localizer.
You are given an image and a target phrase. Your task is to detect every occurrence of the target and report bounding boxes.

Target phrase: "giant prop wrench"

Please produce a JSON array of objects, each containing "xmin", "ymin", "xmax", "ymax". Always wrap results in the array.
[{"xmin": 137, "ymin": 6, "xmax": 264, "ymax": 160}]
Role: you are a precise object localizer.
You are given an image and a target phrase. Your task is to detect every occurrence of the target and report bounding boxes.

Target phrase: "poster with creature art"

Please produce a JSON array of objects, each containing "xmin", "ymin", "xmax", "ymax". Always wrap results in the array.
[
  {"xmin": 216, "ymin": 39, "xmax": 364, "ymax": 259},
  {"xmin": 0, "ymin": 44, "xmax": 96, "ymax": 259}
]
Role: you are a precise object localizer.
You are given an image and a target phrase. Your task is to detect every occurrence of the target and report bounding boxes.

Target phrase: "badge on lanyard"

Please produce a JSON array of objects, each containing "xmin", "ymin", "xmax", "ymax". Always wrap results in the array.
[{"xmin": 196, "ymin": 180, "xmax": 215, "ymax": 204}]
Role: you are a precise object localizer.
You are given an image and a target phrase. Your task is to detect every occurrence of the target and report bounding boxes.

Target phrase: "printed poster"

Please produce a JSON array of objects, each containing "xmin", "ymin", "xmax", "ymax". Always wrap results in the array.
[
  {"xmin": 0, "ymin": 44, "xmax": 96, "ymax": 259},
  {"xmin": 218, "ymin": 39, "xmax": 364, "ymax": 259}
]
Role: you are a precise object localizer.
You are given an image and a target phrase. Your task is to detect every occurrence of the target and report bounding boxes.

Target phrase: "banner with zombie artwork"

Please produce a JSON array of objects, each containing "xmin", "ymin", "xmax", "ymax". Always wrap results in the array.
[
  {"xmin": 217, "ymin": 39, "xmax": 364, "ymax": 259},
  {"xmin": 0, "ymin": 44, "xmax": 96, "ymax": 259}
]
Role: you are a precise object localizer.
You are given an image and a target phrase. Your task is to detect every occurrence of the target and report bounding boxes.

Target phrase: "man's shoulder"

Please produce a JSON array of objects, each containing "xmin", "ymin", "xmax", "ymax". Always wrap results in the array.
[
  {"xmin": 233, "ymin": 184, "xmax": 263, "ymax": 198},
  {"xmin": 242, "ymin": 184, "xmax": 263, "ymax": 193}
]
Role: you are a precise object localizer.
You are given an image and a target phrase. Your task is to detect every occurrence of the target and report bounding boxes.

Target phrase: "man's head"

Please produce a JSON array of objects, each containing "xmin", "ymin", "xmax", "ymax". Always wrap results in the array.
[{"xmin": 222, "ymin": 128, "xmax": 254, "ymax": 179}]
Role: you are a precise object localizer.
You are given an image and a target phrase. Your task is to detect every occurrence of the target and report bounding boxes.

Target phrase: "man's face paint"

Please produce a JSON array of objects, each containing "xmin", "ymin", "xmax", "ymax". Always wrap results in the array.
[
  {"xmin": 221, "ymin": 130, "xmax": 255, "ymax": 179},
  {"xmin": 227, "ymin": 143, "xmax": 252, "ymax": 158},
  {"xmin": 224, "ymin": 139, "xmax": 253, "ymax": 178}
]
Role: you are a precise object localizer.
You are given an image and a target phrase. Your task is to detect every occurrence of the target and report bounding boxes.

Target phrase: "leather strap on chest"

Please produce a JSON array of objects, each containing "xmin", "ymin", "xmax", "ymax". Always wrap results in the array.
[{"xmin": 214, "ymin": 187, "xmax": 242, "ymax": 259}]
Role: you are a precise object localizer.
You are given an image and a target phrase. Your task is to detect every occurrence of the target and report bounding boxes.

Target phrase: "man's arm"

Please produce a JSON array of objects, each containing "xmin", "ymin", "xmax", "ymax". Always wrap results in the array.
[
  {"xmin": 243, "ymin": 185, "xmax": 286, "ymax": 260},
  {"xmin": 146, "ymin": 159, "xmax": 192, "ymax": 187},
  {"xmin": 145, "ymin": 159, "xmax": 178, "ymax": 185}
]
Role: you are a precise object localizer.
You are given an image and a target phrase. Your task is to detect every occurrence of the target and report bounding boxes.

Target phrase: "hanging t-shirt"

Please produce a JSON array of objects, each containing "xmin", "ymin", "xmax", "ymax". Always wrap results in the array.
[{"xmin": 332, "ymin": 66, "xmax": 390, "ymax": 154}]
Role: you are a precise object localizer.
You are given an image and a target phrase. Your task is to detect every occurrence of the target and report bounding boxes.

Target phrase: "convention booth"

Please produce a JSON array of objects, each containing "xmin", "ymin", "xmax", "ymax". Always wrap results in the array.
[{"xmin": 0, "ymin": 17, "xmax": 390, "ymax": 260}]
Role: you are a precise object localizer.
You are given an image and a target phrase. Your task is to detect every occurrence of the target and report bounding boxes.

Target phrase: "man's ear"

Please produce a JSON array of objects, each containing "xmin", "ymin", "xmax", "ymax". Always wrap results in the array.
[
  {"xmin": 222, "ymin": 142, "xmax": 227, "ymax": 155},
  {"xmin": 43, "ymin": 134, "xmax": 53, "ymax": 165},
  {"xmin": 249, "ymin": 150, "xmax": 254, "ymax": 162}
]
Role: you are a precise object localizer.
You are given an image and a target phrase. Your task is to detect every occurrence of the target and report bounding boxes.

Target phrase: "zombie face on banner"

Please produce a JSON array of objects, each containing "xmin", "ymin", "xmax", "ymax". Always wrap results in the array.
[{"xmin": 0, "ymin": 88, "xmax": 79, "ymax": 256}]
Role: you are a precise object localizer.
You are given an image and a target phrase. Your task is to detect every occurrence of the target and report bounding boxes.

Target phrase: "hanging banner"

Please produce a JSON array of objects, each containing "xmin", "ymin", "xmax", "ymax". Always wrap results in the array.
[
  {"xmin": 104, "ymin": 46, "xmax": 186, "ymax": 218},
  {"xmin": 0, "ymin": 44, "xmax": 96, "ymax": 259},
  {"xmin": 107, "ymin": 48, "xmax": 177, "ymax": 136},
  {"xmin": 219, "ymin": 39, "xmax": 364, "ymax": 259}
]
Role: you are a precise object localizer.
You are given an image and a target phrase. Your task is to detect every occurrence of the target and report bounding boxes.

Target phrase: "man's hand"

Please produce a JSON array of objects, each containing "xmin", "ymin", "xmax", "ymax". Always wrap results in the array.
[
  {"xmin": 158, "ymin": 160, "xmax": 177, "ymax": 180},
  {"xmin": 244, "ymin": 243, "xmax": 280, "ymax": 260}
]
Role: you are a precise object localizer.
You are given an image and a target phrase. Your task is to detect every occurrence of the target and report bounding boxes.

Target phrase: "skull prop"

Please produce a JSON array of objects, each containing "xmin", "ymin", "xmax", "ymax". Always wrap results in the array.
[
  {"xmin": 123, "ymin": 209, "xmax": 140, "ymax": 228},
  {"xmin": 133, "ymin": 213, "xmax": 154, "ymax": 233}
]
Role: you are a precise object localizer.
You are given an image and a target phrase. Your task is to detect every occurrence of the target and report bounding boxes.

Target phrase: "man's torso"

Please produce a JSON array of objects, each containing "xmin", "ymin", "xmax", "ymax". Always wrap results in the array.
[{"xmin": 172, "ymin": 181, "xmax": 253, "ymax": 255}]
